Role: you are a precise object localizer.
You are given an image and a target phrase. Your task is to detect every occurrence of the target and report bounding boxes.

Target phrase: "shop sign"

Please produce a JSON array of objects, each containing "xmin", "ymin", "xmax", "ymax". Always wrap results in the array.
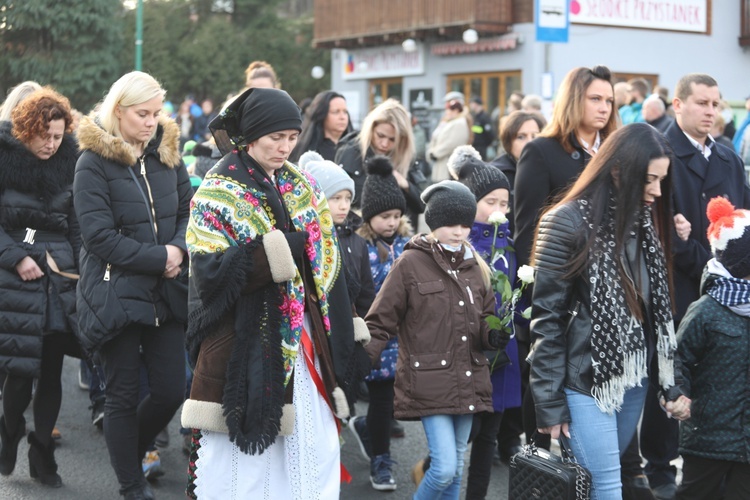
[
  {"xmin": 569, "ymin": 0, "xmax": 708, "ymax": 33},
  {"xmin": 431, "ymin": 34, "xmax": 523, "ymax": 55},
  {"xmin": 341, "ymin": 44, "xmax": 425, "ymax": 81}
]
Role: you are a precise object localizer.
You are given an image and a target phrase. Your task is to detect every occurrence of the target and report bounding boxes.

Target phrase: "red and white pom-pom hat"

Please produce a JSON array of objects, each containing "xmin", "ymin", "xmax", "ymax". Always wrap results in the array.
[{"xmin": 706, "ymin": 196, "xmax": 750, "ymax": 278}]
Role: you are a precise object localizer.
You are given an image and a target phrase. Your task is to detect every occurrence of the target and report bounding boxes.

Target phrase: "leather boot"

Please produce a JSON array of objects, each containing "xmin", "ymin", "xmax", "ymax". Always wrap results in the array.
[
  {"xmin": 0, "ymin": 415, "xmax": 25, "ymax": 475},
  {"xmin": 27, "ymin": 431, "xmax": 62, "ymax": 487}
]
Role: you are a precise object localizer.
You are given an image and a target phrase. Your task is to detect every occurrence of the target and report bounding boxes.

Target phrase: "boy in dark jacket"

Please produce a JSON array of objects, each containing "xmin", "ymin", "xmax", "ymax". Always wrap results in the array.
[
  {"xmin": 299, "ymin": 151, "xmax": 375, "ymax": 319},
  {"xmin": 674, "ymin": 197, "xmax": 750, "ymax": 500}
]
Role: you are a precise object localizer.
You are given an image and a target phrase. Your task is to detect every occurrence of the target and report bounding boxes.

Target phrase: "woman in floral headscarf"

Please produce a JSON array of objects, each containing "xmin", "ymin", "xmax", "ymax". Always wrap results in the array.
[{"xmin": 182, "ymin": 86, "xmax": 368, "ymax": 499}]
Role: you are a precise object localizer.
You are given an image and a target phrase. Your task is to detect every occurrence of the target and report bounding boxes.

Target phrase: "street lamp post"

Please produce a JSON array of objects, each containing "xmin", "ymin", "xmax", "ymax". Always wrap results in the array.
[{"xmin": 135, "ymin": 0, "xmax": 143, "ymax": 71}]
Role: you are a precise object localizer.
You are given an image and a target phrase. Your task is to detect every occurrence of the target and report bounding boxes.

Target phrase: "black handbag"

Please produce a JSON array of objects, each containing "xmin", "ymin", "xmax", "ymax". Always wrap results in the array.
[{"xmin": 508, "ymin": 434, "xmax": 591, "ymax": 500}]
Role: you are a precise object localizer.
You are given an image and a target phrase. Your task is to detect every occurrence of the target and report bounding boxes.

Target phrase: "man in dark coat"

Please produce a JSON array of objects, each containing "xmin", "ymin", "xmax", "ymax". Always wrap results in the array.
[
  {"xmin": 643, "ymin": 95, "xmax": 674, "ymax": 134},
  {"xmin": 641, "ymin": 73, "xmax": 750, "ymax": 500}
]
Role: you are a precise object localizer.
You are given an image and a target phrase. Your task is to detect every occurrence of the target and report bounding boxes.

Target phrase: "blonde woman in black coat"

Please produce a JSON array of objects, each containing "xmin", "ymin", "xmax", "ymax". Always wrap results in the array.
[{"xmin": 74, "ymin": 71, "xmax": 192, "ymax": 500}]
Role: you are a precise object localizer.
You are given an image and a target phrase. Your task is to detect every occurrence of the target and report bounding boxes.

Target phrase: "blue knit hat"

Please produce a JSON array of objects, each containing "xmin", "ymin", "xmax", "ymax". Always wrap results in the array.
[{"xmin": 299, "ymin": 151, "xmax": 355, "ymax": 200}]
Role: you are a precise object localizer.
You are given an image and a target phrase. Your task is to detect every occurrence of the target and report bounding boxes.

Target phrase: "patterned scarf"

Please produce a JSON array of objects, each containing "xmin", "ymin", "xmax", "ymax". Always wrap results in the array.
[
  {"xmin": 188, "ymin": 151, "xmax": 341, "ymax": 385},
  {"xmin": 705, "ymin": 259, "xmax": 750, "ymax": 309},
  {"xmin": 707, "ymin": 277, "xmax": 750, "ymax": 306},
  {"xmin": 579, "ymin": 198, "xmax": 676, "ymax": 414}
]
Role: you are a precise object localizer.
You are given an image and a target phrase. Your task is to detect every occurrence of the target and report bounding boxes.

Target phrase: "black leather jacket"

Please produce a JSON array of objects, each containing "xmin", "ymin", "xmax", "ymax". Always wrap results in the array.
[
  {"xmin": 530, "ymin": 201, "xmax": 681, "ymax": 428},
  {"xmin": 529, "ymin": 202, "xmax": 592, "ymax": 428}
]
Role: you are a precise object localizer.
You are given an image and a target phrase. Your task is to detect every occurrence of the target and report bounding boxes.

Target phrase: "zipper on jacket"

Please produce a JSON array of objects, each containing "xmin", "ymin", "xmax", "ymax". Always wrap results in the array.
[
  {"xmin": 103, "ymin": 227, "xmax": 123, "ymax": 282},
  {"xmin": 139, "ymin": 156, "xmax": 159, "ymax": 238},
  {"xmin": 564, "ymin": 301, "xmax": 581, "ymax": 335}
]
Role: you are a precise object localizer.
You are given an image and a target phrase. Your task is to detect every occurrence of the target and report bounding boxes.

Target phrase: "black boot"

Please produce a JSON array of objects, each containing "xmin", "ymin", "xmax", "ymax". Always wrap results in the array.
[
  {"xmin": 0, "ymin": 415, "xmax": 25, "ymax": 475},
  {"xmin": 27, "ymin": 431, "xmax": 62, "ymax": 487}
]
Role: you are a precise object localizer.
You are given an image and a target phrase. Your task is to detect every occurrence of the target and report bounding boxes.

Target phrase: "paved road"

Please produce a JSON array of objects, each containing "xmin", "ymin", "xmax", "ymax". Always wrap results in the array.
[{"xmin": 0, "ymin": 357, "xmax": 510, "ymax": 499}]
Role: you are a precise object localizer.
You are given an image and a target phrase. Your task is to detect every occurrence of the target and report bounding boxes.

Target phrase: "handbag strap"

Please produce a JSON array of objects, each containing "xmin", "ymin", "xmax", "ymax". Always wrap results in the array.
[
  {"xmin": 557, "ymin": 434, "xmax": 591, "ymax": 499},
  {"xmin": 557, "ymin": 434, "xmax": 577, "ymax": 464},
  {"xmin": 127, "ymin": 165, "xmax": 158, "ymax": 245},
  {"xmin": 46, "ymin": 251, "xmax": 79, "ymax": 280}
]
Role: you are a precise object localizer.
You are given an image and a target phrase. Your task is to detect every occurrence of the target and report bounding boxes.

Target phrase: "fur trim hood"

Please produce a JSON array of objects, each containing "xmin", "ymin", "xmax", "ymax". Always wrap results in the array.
[
  {"xmin": 76, "ymin": 113, "xmax": 181, "ymax": 168},
  {"xmin": 357, "ymin": 214, "xmax": 413, "ymax": 243},
  {"xmin": 0, "ymin": 120, "xmax": 78, "ymax": 199}
]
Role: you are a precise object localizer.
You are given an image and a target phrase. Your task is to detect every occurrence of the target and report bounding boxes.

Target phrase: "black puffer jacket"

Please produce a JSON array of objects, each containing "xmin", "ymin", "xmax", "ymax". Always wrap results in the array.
[
  {"xmin": 335, "ymin": 211, "xmax": 375, "ymax": 318},
  {"xmin": 0, "ymin": 121, "xmax": 80, "ymax": 377},
  {"xmin": 74, "ymin": 115, "xmax": 192, "ymax": 353}
]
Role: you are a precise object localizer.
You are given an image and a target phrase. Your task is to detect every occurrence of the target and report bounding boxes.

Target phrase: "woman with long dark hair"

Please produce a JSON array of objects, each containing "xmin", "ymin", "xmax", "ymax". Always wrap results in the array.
[
  {"xmin": 512, "ymin": 65, "xmax": 618, "ymax": 456},
  {"xmin": 290, "ymin": 91, "xmax": 351, "ymax": 162},
  {"xmin": 530, "ymin": 123, "xmax": 689, "ymax": 499}
]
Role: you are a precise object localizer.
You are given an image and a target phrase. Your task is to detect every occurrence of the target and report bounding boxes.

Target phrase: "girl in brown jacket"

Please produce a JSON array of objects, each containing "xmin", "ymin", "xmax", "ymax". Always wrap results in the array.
[{"xmin": 365, "ymin": 180, "xmax": 504, "ymax": 500}]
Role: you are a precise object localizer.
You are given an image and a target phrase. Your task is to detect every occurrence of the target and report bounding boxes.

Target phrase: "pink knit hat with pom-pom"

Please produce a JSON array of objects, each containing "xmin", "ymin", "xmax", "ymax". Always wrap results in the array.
[{"xmin": 706, "ymin": 196, "xmax": 750, "ymax": 278}]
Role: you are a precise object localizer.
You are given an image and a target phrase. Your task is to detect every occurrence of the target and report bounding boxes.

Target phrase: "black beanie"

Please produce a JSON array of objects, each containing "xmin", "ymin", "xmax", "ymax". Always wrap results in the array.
[
  {"xmin": 456, "ymin": 157, "xmax": 511, "ymax": 201},
  {"xmin": 209, "ymin": 87, "xmax": 302, "ymax": 155},
  {"xmin": 361, "ymin": 156, "xmax": 407, "ymax": 222},
  {"xmin": 421, "ymin": 180, "xmax": 477, "ymax": 231}
]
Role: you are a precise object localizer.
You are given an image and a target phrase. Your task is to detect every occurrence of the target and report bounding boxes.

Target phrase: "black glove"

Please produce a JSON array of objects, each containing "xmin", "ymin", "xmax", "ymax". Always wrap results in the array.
[
  {"xmin": 284, "ymin": 231, "xmax": 309, "ymax": 260},
  {"xmin": 488, "ymin": 329, "xmax": 510, "ymax": 351}
]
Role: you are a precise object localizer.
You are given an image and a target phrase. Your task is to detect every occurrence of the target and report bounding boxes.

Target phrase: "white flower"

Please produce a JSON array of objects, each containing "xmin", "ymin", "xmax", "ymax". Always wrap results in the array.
[
  {"xmin": 487, "ymin": 211, "xmax": 507, "ymax": 226},
  {"xmin": 517, "ymin": 265, "xmax": 535, "ymax": 284}
]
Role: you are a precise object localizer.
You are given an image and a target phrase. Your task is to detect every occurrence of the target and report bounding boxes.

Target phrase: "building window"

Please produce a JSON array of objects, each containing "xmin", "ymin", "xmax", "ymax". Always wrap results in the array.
[
  {"xmin": 369, "ymin": 78, "xmax": 403, "ymax": 110},
  {"xmin": 446, "ymin": 71, "xmax": 522, "ymax": 117}
]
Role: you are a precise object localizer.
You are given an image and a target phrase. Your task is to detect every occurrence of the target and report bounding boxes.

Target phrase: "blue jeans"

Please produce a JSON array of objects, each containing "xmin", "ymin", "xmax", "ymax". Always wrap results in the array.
[
  {"xmin": 564, "ymin": 382, "xmax": 648, "ymax": 500},
  {"xmin": 414, "ymin": 414, "xmax": 473, "ymax": 500}
]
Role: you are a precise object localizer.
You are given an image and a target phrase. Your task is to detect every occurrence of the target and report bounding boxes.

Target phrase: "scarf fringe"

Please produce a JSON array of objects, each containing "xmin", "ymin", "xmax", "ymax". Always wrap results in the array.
[
  {"xmin": 592, "ymin": 349, "xmax": 648, "ymax": 414},
  {"xmin": 581, "ymin": 198, "xmax": 676, "ymax": 414},
  {"xmin": 223, "ymin": 284, "xmax": 285, "ymax": 455},
  {"xmin": 186, "ymin": 242, "xmax": 259, "ymax": 364},
  {"xmin": 657, "ymin": 321, "xmax": 677, "ymax": 390}
]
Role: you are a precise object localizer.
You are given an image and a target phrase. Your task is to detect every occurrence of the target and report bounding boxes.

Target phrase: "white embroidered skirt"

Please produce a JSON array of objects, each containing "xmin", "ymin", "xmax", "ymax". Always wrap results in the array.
[{"xmin": 190, "ymin": 316, "xmax": 340, "ymax": 499}]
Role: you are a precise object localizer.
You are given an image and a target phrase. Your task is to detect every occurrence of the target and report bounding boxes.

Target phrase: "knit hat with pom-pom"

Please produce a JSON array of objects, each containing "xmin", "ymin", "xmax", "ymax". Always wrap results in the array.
[
  {"xmin": 447, "ymin": 145, "xmax": 482, "ymax": 180},
  {"xmin": 706, "ymin": 196, "xmax": 750, "ymax": 278},
  {"xmin": 360, "ymin": 155, "xmax": 406, "ymax": 222},
  {"xmin": 298, "ymin": 150, "xmax": 355, "ymax": 200},
  {"xmin": 455, "ymin": 156, "xmax": 511, "ymax": 202}
]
